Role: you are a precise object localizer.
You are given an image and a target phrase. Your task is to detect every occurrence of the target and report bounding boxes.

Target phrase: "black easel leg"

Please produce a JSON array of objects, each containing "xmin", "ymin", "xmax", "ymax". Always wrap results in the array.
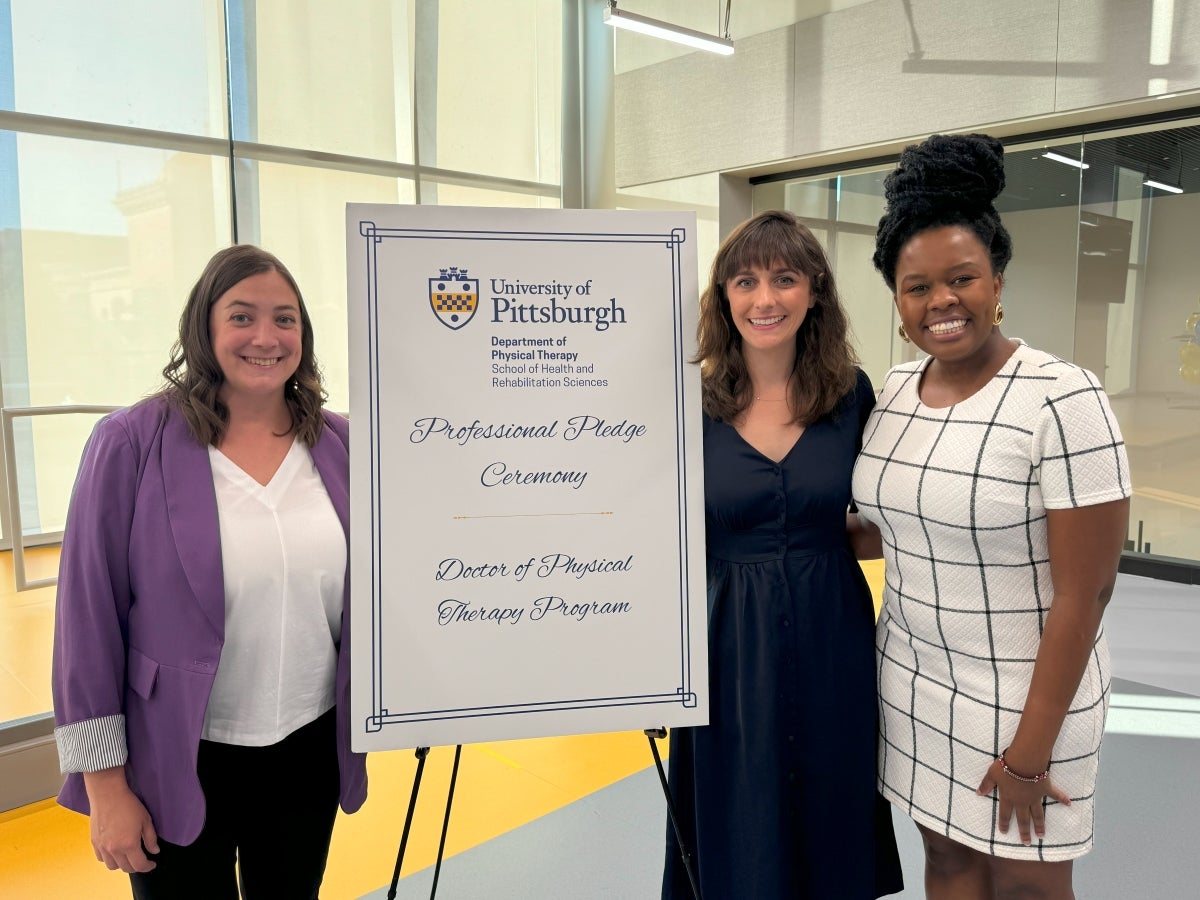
[
  {"xmin": 387, "ymin": 746, "xmax": 431, "ymax": 900},
  {"xmin": 428, "ymin": 743, "xmax": 462, "ymax": 899},
  {"xmin": 646, "ymin": 728, "xmax": 704, "ymax": 900}
]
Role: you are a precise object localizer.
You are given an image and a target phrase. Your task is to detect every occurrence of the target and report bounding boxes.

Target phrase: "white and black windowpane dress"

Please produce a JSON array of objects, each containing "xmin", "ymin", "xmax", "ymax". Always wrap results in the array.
[{"xmin": 851, "ymin": 341, "xmax": 1131, "ymax": 861}]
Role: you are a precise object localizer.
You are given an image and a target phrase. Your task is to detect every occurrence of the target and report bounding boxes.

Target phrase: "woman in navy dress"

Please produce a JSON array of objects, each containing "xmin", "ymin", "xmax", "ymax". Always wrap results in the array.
[{"xmin": 662, "ymin": 210, "xmax": 902, "ymax": 899}]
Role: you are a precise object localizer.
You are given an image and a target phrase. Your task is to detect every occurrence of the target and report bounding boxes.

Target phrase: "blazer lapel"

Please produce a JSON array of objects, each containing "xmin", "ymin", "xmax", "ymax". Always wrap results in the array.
[
  {"xmin": 161, "ymin": 412, "xmax": 226, "ymax": 638},
  {"xmin": 310, "ymin": 418, "xmax": 351, "ymax": 538}
]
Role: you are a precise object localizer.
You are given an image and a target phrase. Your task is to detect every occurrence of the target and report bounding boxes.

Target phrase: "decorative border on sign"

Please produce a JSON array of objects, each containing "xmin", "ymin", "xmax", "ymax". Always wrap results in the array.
[{"xmin": 358, "ymin": 222, "xmax": 697, "ymax": 733}]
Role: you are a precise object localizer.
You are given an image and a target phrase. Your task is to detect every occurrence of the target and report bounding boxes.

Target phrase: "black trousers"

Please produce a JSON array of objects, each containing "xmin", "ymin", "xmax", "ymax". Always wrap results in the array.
[{"xmin": 130, "ymin": 707, "xmax": 340, "ymax": 900}]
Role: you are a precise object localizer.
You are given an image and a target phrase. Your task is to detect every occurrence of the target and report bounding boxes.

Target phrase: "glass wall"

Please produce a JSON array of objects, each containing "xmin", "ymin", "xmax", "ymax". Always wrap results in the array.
[
  {"xmin": 0, "ymin": 0, "xmax": 562, "ymax": 729},
  {"xmin": 617, "ymin": 172, "xmax": 722, "ymax": 286},
  {"xmin": 755, "ymin": 118, "xmax": 1200, "ymax": 564}
]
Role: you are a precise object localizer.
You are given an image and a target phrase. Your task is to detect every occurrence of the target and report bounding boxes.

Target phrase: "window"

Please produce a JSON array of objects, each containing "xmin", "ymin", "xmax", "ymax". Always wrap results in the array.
[
  {"xmin": 0, "ymin": 0, "xmax": 563, "ymax": 746},
  {"xmin": 756, "ymin": 117, "xmax": 1200, "ymax": 565}
]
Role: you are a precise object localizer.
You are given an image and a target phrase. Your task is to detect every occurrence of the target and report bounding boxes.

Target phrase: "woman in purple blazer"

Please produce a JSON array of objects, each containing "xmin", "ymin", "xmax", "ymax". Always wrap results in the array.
[{"xmin": 52, "ymin": 245, "xmax": 367, "ymax": 899}]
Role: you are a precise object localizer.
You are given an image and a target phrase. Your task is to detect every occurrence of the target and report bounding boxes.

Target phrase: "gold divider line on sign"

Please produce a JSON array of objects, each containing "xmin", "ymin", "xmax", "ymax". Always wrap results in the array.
[{"xmin": 452, "ymin": 511, "xmax": 614, "ymax": 520}]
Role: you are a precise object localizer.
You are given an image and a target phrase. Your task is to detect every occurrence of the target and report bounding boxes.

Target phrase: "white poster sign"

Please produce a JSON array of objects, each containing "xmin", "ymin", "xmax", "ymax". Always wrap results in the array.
[{"xmin": 346, "ymin": 205, "xmax": 707, "ymax": 751}]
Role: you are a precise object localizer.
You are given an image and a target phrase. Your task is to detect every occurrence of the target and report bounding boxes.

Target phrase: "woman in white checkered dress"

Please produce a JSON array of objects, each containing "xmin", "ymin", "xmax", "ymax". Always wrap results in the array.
[{"xmin": 851, "ymin": 134, "xmax": 1131, "ymax": 899}]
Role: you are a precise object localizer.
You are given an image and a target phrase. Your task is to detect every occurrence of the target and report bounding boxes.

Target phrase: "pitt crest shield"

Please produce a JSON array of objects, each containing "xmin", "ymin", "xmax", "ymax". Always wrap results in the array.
[{"xmin": 429, "ymin": 267, "xmax": 479, "ymax": 330}]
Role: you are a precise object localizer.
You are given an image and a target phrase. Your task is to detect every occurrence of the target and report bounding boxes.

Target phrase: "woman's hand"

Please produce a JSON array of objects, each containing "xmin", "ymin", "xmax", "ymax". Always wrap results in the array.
[
  {"xmin": 82, "ymin": 768, "xmax": 159, "ymax": 873},
  {"xmin": 846, "ymin": 512, "xmax": 883, "ymax": 560},
  {"xmin": 977, "ymin": 757, "xmax": 1071, "ymax": 846}
]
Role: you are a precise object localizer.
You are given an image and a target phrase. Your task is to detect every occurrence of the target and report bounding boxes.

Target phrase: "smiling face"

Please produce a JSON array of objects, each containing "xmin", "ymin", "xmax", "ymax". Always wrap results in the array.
[
  {"xmin": 894, "ymin": 225, "xmax": 1005, "ymax": 367},
  {"xmin": 724, "ymin": 262, "xmax": 814, "ymax": 360},
  {"xmin": 209, "ymin": 269, "xmax": 303, "ymax": 404}
]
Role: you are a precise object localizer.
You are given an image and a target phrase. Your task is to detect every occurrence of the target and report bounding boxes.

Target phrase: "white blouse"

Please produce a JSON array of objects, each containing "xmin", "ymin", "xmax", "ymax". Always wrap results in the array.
[{"xmin": 202, "ymin": 438, "xmax": 346, "ymax": 746}]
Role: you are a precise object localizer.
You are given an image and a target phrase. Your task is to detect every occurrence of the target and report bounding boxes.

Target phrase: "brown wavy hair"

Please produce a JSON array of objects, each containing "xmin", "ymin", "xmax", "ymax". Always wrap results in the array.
[
  {"xmin": 696, "ymin": 209, "xmax": 858, "ymax": 424},
  {"xmin": 161, "ymin": 244, "xmax": 327, "ymax": 447}
]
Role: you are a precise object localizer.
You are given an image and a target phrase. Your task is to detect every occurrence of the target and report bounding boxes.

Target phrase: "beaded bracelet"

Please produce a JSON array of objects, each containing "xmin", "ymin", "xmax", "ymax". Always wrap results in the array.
[{"xmin": 998, "ymin": 748, "xmax": 1050, "ymax": 784}]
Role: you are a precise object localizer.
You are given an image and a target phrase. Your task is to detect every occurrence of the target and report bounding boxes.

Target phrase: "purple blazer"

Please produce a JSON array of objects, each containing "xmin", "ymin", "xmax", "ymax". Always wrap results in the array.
[{"xmin": 52, "ymin": 396, "xmax": 367, "ymax": 845}]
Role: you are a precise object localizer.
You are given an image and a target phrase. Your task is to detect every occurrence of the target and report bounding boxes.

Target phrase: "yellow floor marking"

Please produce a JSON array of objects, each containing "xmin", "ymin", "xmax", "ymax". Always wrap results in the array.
[
  {"xmin": 472, "ymin": 744, "xmax": 525, "ymax": 769},
  {"xmin": 0, "ymin": 732, "xmax": 668, "ymax": 899},
  {"xmin": 322, "ymin": 731, "xmax": 668, "ymax": 897}
]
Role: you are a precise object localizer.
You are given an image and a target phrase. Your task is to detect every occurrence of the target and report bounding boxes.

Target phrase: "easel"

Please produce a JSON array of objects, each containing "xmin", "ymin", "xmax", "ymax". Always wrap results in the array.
[
  {"xmin": 645, "ymin": 727, "xmax": 705, "ymax": 900},
  {"xmin": 386, "ymin": 745, "xmax": 462, "ymax": 900},
  {"xmin": 384, "ymin": 731, "xmax": 703, "ymax": 900}
]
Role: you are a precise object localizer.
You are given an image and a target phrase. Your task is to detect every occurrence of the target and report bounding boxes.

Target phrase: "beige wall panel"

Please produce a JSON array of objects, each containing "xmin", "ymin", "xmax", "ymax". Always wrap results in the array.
[
  {"xmin": 616, "ymin": 0, "xmax": 1067, "ymax": 187},
  {"xmin": 1055, "ymin": 0, "xmax": 1200, "ymax": 111},
  {"xmin": 615, "ymin": 0, "xmax": 876, "ymax": 73},
  {"xmin": 791, "ymin": 0, "xmax": 1058, "ymax": 158},
  {"xmin": 614, "ymin": 28, "xmax": 794, "ymax": 187}
]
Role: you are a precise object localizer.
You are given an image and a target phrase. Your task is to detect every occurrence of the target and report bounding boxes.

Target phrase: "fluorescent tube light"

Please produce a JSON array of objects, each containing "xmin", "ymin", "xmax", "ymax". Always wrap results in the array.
[
  {"xmin": 1143, "ymin": 178, "xmax": 1183, "ymax": 194},
  {"xmin": 603, "ymin": 3, "xmax": 735, "ymax": 56},
  {"xmin": 1042, "ymin": 151, "xmax": 1089, "ymax": 170}
]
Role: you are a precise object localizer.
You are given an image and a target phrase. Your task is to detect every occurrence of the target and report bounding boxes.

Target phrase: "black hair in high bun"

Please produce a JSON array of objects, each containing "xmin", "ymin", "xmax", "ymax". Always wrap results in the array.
[{"xmin": 872, "ymin": 133, "xmax": 1013, "ymax": 290}]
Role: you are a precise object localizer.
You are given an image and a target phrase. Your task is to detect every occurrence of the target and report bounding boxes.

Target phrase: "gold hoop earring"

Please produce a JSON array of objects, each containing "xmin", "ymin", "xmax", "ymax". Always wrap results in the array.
[
  {"xmin": 898, "ymin": 324, "xmax": 911, "ymax": 343},
  {"xmin": 993, "ymin": 303, "xmax": 1004, "ymax": 326}
]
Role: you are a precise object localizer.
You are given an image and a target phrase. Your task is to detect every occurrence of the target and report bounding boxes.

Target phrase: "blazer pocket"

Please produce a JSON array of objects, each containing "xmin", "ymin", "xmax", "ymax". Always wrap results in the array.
[{"xmin": 127, "ymin": 646, "xmax": 160, "ymax": 700}]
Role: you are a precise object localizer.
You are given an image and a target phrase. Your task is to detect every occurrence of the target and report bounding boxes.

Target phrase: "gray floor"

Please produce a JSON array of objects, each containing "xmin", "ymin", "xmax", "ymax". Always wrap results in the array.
[{"xmin": 366, "ymin": 574, "xmax": 1200, "ymax": 899}]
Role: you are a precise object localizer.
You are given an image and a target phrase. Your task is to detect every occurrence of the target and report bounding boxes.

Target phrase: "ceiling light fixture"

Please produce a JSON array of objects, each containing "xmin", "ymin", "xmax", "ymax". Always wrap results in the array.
[
  {"xmin": 1042, "ymin": 150, "xmax": 1090, "ymax": 169},
  {"xmin": 1143, "ymin": 178, "xmax": 1183, "ymax": 194},
  {"xmin": 603, "ymin": 1, "xmax": 735, "ymax": 56},
  {"xmin": 1144, "ymin": 143, "xmax": 1187, "ymax": 194}
]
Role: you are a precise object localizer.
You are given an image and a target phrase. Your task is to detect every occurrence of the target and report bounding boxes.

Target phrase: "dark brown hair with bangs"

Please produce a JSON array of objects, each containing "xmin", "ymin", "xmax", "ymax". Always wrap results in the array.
[
  {"xmin": 161, "ymin": 244, "xmax": 327, "ymax": 447},
  {"xmin": 696, "ymin": 209, "xmax": 859, "ymax": 424}
]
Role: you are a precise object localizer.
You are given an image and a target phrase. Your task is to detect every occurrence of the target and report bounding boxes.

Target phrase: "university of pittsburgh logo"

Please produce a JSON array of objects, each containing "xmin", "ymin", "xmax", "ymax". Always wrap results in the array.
[{"xmin": 429, "ymin": 267, "xmax": 479, "ymax": 330}]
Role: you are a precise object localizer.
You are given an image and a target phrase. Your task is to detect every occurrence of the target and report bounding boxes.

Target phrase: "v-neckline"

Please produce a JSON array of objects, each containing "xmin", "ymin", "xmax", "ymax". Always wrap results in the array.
[
  {"xmin": 210, "ymin": 438, "xmax": 303, "ymax": 498},
  {"xmin": 726, "ymin": 419, "xmax": 809, "ymax": 465}
]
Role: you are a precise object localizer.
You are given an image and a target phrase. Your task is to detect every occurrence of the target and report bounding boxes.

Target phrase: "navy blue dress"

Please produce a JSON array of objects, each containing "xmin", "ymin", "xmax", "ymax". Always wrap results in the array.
[{"xmin": 663, "ymin": 370, "xmax": 902, "ymax": 899}]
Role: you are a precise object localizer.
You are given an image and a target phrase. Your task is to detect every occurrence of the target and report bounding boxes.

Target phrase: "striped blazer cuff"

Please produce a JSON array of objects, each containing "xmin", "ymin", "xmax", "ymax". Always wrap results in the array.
[{"xmin": 54, "ymin": 715, "xmax": 128, "ymax": 773}]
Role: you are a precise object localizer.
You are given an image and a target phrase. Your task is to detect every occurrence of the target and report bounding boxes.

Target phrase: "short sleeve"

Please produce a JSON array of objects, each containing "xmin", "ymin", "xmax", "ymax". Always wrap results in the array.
[{"xmin": 1032, "ymin": 364, "xmax": 1131, "ymax": 509}]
